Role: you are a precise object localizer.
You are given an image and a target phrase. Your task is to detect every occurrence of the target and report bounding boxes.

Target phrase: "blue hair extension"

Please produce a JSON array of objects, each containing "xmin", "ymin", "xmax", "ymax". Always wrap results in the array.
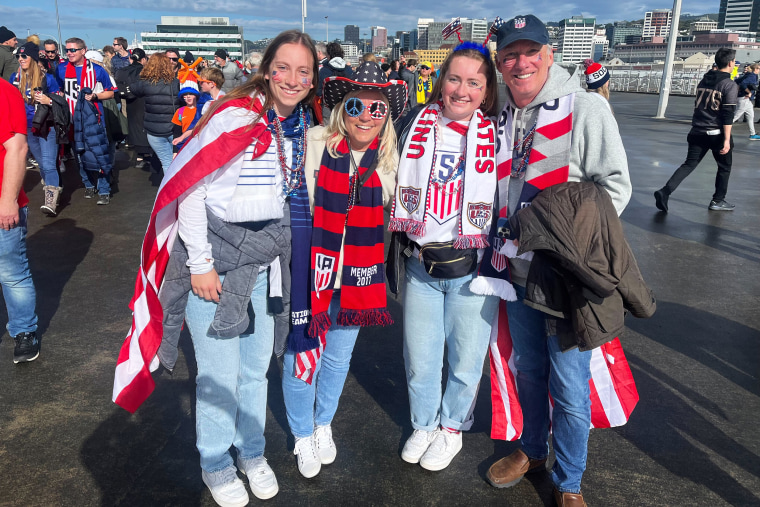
[{"xmin": 453, "ymin": 41, "xmax": 490, "ymax": 58}]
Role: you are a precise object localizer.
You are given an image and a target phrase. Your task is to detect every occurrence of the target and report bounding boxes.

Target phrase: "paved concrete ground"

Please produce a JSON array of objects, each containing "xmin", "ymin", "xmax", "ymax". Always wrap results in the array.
[{"xmin": 0, "ymin": 92, "xmax": 758, "ymax": 507}]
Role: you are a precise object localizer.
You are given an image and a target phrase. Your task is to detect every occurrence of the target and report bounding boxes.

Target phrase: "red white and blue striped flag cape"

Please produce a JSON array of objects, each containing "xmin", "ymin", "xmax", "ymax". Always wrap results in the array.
[
  {"xmin": 489, "ymin": 301, "xmax": 639, "ymax": 440},
  {"xmin": 112, "ymin": 94, "xmax": 272, "ymax": 413}
]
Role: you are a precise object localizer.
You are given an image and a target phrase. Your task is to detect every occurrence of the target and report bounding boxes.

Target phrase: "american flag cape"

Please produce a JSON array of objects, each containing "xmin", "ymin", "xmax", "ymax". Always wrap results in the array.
[
  {"xmin": 112, "ymin": 94, "xmax": 273, "ymax": 413},
  {"xmin": 489, "ymin": 300, "xmax": 639, "ymax": 440}
]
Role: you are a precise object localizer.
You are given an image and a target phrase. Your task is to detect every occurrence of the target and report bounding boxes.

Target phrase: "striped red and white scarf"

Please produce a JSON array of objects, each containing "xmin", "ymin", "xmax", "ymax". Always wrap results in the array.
[
  {"xmin": 64, "ymin": 58, "xmax": 97, "ymax": 115},
  {"xmin": 489, "ymin": 301, "xmax": 639, "ymax": 440},
  {"xmin": 112, "ymin": 94, "xmax": 273, "ymax": 413},
  {"xmin": 389, "ymin": 102, "xmax": 496, "ymax": 249}
]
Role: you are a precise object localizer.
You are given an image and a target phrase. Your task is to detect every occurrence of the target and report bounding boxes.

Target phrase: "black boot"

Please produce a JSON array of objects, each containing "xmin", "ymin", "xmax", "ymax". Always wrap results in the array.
[{"xmin": 654, "ymin": 187, "xmax": 670, "ymax": 212}]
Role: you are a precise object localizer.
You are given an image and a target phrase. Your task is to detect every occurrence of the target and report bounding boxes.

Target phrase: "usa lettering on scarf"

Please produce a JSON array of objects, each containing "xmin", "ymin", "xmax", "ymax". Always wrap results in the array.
[
  {"xmin": 389, "ymin": 102, "xmax": 496, "ymax": 249},
  {"xmin": 64, "ymin": 58, "xmax": 97, "ymax": 115}
]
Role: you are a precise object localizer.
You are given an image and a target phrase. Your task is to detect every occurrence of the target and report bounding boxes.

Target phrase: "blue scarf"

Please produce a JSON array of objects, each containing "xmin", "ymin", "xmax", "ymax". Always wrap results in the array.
[{"xmin": 266, "ymin": 105, "xmax": 316, "ymax": 353}]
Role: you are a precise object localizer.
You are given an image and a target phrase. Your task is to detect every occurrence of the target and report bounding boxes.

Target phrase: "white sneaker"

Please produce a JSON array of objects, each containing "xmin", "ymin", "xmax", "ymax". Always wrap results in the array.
[
  {"xmin": 420, "ymin": 429, "xmax": 463, "ymax": 471},
  {"xmin": 314, "ymin": 425, "xmax": 337, "ymax": 464},
  {"xmin": 401, "ymin": 428, "xmax": 439, "ymax": 464},
  {"xmin": 237, "ymin": 455, "xmax": 279, "ymax": 500},
  {"xmin": 294, "ymin": 435, "xmax": 321, "ymax": 478},
  {"xmin": 201, "ymin": 466, "xmax": 250, "ymax": 507}
]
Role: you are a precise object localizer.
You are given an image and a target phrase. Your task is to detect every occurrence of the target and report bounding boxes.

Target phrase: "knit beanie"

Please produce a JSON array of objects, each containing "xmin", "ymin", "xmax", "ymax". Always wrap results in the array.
[
  {"xmin": 583, "ymin": 59, "xmax": 609, "ymax": 89},
  {"xmin": 178, "ymin": 73, "xmax": 200, "ymax": 99},
  {"xmin": 17, "ymin": 42, "xmax": 40, "ymax": 62},
  {"xmin": 0, "ymin": 26, "xmax": 15, "ymax": 43}
]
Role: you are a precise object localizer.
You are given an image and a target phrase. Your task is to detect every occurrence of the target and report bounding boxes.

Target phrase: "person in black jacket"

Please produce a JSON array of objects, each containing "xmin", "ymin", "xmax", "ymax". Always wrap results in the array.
[
  {"xmin": 654, "ymin": 48, "xmax": 739, "ymax": 212},
  {"xmin": 126, "ymin": 52, "xmax": 179, "ymax": 174},
  {"xmin": 115, "ymin": 48, "xmax": 152, "ymax": 169}
]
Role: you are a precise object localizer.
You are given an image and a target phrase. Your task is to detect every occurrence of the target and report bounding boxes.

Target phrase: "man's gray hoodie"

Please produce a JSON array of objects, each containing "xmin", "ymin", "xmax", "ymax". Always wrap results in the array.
[{"xmin": 499, "ymin": 64, "xmax": 632, "ymax": 286}]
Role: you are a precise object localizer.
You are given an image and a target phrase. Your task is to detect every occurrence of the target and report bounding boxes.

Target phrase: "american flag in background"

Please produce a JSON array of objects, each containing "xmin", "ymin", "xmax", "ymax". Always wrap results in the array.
[{"xmin": 442, "ymin": 18, "xmax": 462, "ymax": 40}]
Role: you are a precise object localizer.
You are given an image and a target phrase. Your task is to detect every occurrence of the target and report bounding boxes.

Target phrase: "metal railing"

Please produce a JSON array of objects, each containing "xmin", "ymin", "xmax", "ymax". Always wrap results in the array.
[{"xmin": 608, "ymin": 66, "xmax": 710, "ymax": 96}]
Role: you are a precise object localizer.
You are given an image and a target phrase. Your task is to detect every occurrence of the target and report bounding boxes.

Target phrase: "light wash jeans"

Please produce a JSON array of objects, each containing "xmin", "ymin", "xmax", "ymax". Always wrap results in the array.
[
  {"xmin": 0, "ymin": 207, "xmax": 37, "ymax": 337},
  {"xmin": 27, "ymin": 127, "xmax": 59, "ymax": 187},
  {"xmin": 282, "ymin": 292, "xmax": 360, "ymax": 438},
  {"xmin": 78, "ymin": 142, "xmax": 115, "ymax": 195},
  {"xmin": 184, "ymin": 274, "xmax": 274, "ymax": 473},
  {"xmin": 146, "ymin": 133, "xmax": 174, "ymax": 173},
  {"xmin": 733, "ymin": 97, "xmax": 756, "ymax": 136},
  {"xmin": 507, "ymin": 284, "xmax": 592, "ymax": 494},
  {"xmin": 402, "ymin": 256, "xmax": 498, "ymax": 432}
]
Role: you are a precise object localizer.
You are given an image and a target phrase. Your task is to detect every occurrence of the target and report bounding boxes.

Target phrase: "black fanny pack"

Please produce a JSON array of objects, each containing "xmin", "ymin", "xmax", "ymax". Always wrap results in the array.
[{"xmin": 409, "ymin": 241, "xmax": 478, "ymax": 279}]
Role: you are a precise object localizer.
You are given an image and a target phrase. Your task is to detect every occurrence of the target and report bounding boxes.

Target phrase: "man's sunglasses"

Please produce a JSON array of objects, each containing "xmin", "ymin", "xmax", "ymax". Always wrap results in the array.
[
  {"xmin": 168, "ymin": 57, "xmax": 179, "ymax": 62},
  {"xmin": 344, "ymin": 97, "xmax": 388, "ymax": 120},
  {"xmin": 65, "ymin": 47, "xmax": 83, "ymax": 53},
  {"xmin": 419, "ymin": 65, "xmax": 430, "ymax": 70},
  {"xmin": 45, "ymin": 50, "xmax": 57, "ymax": 54}
]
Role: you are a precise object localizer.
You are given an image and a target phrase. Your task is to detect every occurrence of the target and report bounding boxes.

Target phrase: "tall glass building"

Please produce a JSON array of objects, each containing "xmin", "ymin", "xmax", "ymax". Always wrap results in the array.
[{"xmin": 141, "ymin": 16, "xmax": 244, "ymax": 60}]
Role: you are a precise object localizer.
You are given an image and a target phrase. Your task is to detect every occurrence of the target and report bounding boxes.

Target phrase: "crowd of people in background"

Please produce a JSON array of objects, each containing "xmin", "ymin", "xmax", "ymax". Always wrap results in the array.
[{"xmin": 0, "ymin": 15, "xmax": 755, "ymax": 507}]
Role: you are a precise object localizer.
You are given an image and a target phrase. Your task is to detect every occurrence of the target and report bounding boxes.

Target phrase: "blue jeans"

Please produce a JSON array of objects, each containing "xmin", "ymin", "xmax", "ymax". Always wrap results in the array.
[
  {"xmin": 282, "ymin": 292, "xmax": 360, "ymax": 438},
  {"xmin": 0, "ymin": 207, "xmax": 37, "ymax": 337},
  {"xmin": 27, "ymin": 127, "xmax": 59, "ymax": 187},
  {"xmin": 507, "ymin": 284, "xmax": 592, "ymax": 494},
  {"xmin": 402, "ymin": 256, "xmax": 499, "ymax": 431},
  {"xmin": 78, "ymin": 142, "xmax": 114, "ymax": 195},
  {"xmin": 146, "ymin": 133, "xmax": 173, "ymax": 173},
  {"xmin": 184, "ymin": 274, "xmax": 274, "ymax": 473}
]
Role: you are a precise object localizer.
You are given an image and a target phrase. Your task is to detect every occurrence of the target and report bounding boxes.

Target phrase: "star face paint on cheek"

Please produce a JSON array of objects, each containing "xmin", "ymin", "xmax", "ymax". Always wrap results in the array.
[{"xmin": 537, "ymin": 53, "xmax": 543, "ymax": 61}]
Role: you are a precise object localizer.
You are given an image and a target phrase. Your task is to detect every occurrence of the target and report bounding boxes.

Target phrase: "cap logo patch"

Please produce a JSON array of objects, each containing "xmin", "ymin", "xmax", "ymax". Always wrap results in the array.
[{"xmin": 514, "ymin": 17, "xmax": 526, "ymax": 29}]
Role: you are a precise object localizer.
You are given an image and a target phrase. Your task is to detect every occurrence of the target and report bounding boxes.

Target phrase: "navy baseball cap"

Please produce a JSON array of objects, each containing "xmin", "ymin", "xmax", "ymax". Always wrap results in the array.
[{"xmin": 496, "ymin": 15, "xmax": 550, "ymax": 51}]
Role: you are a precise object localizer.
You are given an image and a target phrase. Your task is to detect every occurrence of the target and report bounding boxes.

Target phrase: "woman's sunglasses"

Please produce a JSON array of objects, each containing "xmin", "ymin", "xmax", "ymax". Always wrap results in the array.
[
  {"xmin": 344, "ymin": 97, "xmax": 388, "ymax": 120},
  {"xmin": 15, "ymin": 54, "xmax": 29, "ymax": 60}
]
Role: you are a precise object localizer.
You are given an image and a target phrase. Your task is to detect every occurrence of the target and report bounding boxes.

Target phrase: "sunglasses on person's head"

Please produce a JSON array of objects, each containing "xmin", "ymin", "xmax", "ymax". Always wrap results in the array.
[
  {"xmin": 344, "ymin": 97, "xmax": 388, "ymax": 120},
  {"xmin": 65, "ymin": 47, "xmax": 83, "ymax": 53}
]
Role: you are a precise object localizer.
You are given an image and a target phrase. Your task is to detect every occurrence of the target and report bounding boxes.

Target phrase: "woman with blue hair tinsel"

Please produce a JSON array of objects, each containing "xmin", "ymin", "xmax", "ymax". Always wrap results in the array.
[{"xmin": 387, "ymin": 37, "xmax": 502, "ymax": 472}]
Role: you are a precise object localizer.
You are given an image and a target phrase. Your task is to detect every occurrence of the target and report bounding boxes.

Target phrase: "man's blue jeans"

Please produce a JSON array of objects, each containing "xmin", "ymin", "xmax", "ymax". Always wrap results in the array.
[
  {"xmin": 282, "ymin": 291, "xmax": 360, "ymax": 438},
  {"xmin": 0, "ymin": 207, "xmax": 38, "ymax": 337},
  {"xmin": 78, "ymin": 142, "xmax": 114, "ymax": 196},
  {"xmin": 507, "ymin": 284, "xmax": 592, "ymax": 494}
]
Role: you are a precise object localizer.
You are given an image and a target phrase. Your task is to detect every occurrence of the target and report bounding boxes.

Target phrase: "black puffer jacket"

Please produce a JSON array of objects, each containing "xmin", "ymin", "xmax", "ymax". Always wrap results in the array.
[
  {"xmin": 509, "ymin": 181, "xmax": 656, "ymax": 351},
  {"xmin": 126, "ymin": 78, "xmax": 179, "ymax": 137}
]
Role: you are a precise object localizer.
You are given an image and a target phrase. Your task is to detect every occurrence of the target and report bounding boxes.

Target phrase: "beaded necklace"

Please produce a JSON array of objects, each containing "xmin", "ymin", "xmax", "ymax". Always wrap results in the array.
[
  {"xmin": 429, "ymin": 113, "xmax": 467, "ymax": 196},
  {"xmin": 511, "ymin": 118, "xmax": 538, "ymax": 179},
  {"xmin": 270, "ymin": 107, "xmax": 309, "ymax": 197}
]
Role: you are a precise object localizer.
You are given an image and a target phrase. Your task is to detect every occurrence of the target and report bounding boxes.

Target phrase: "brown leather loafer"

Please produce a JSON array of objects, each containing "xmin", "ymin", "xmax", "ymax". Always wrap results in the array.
[
  {"xmin": 486, "ymin": 449, "xmax": 547, "ymax": 488},
  {"xmin": 553, "ymin": 488, "xmax": 587, "ymax": 506}
]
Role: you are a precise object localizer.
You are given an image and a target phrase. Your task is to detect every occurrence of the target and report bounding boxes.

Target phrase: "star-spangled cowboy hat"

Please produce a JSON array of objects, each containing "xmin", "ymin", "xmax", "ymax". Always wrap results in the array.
[{"xmin": 322, "ymin": 61, "xmax": 408, "ymax": 120}]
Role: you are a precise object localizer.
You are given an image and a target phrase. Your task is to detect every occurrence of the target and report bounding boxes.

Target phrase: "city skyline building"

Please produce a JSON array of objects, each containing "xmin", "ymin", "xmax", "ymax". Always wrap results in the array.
[
  {"xmin": 417, "ymin": 18, "xmax": 434, "ymax": 50},
  {"xmin": 719, "ymin": 0, "xmax": 760, "ymax": 31},
  {"xmin": 371, "ymin": 26, "xmax": 387, "ymax": 51},
  {"xmin": 557, "ymin": 15, "xmax": 596, "ymax": 63},
  {"xmin": 643, "ymin": 9, "xmax": 673, "ymax": 39},
  {"xmin": 140, "ymin": 16, "xmax": 244, "ymax": 60},
  {"xmin": 344, "ymin": 24, "xmax": 360, "ymax": 46}
]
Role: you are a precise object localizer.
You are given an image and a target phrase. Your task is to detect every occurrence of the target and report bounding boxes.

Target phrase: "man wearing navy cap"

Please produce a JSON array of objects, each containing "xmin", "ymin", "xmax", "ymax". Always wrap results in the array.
[{"xmin": 483, "ymin": 15, "xmax": 632, "ymax": 507}]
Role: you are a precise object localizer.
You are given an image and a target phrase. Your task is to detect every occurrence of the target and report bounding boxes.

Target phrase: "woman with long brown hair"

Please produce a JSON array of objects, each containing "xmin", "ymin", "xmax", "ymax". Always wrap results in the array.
[
  {"xmin": 125, "ymin": 52, "xmax": 179, "ymax": 173},
  {"xmin": 10, "ymin": 42, "xmax": 62, "ymax": 216},
  {"xmin": 114, "ymin": 30, "xmax": 318, "ymax": 507}
]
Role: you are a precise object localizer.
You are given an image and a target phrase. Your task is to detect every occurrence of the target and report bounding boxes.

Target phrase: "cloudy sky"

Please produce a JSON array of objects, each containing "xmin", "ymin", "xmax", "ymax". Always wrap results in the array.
[{"xmin": 1, "ymin": 0, "xmax": 718, "ymax": 49}]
